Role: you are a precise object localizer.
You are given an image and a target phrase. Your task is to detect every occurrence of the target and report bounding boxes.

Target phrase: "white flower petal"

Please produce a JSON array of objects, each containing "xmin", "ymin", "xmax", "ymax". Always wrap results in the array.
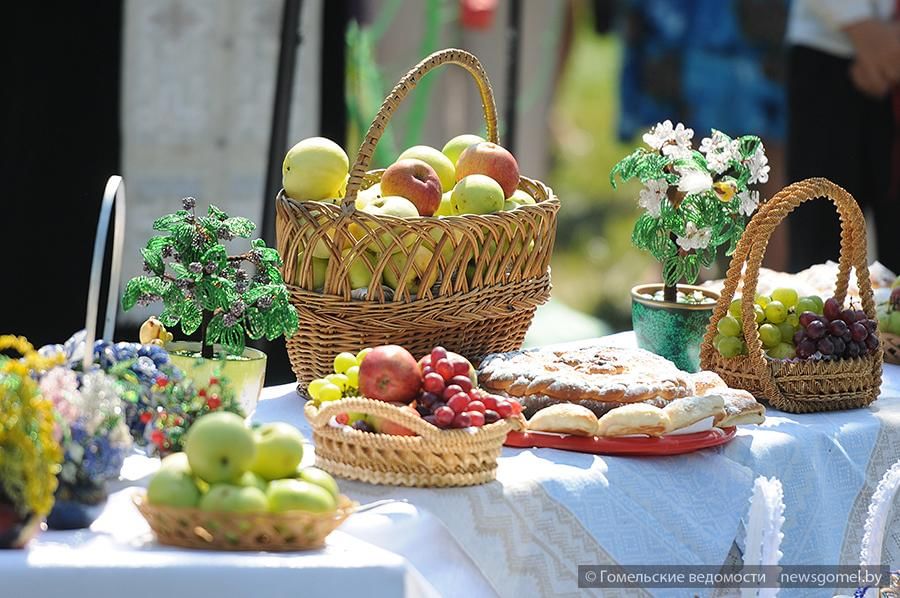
[{"xmin": 677, "ymin": 169, "xmax": 713, "ymax": 195}]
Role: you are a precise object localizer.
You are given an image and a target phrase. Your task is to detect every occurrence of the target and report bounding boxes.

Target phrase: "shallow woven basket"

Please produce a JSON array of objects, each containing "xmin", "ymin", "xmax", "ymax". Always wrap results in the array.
[
  {"xmin": 304, "ymin": 397, "xmax": 525, "ymax": 487},
  {"xmin": 134, "ymin": 492, "xmax": 355, "ymax": 551},
  {"xmin": 885, "ymin": 332, "xmax": 900, "ymax": 365},
  {"xmin": 276, "ymin": 48, "xmax": 559, "ymax": 389},
  {"xmin": 700, "ymin": 178, "xmax": 883, "ymax": 413}
]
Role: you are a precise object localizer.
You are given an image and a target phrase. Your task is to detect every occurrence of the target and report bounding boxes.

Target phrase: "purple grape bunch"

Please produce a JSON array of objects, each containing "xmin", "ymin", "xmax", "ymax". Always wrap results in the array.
[{"xmin": 794, "ymin": 297, "xmax": 880, "ymax": 361}]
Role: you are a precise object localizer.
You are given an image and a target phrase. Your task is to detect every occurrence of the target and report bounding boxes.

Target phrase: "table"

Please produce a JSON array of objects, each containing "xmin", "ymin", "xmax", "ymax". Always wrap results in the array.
[{"xmin": 5, "ymin": 333, "xmax": 899, "ymax": 598}]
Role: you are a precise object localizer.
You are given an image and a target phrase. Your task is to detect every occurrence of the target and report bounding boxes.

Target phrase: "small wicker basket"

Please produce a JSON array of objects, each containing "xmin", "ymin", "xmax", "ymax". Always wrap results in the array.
[
  {"xmin": 700, "ymin": 178, "xmax": 883, "ymax": 413},
  {"xmin": 276, "ymin": 48, "xmax": 559, "ymax": 389},
  {"xmin": 134, "ymin": 492, "xmax": 355, "ymax": 551},
  {"xmin": 885, "ymin": 332, "xmax": 900, "ymax": 365},
  {"xmin": 304, "ymin": 397, "xmax": 524, "ymax": 487}
]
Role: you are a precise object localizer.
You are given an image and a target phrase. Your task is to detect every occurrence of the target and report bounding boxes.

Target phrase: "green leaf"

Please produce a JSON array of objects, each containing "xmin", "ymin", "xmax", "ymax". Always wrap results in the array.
[
  {"xmin": 243, "ymin": 283, "xmax": 282, "ymax": 304},
  {"xmin": 220, "ymin": 324, "xmax": 245, "ymax": 356},
  {"xmin": 682, "ymin": 254, "xmax": 700, "ymax": 284},
  {"xmin": 205, "ymin": 313, "xmax": 225, "ymax": 345},
  {"xmin": 202, "ymin": 244, "xmax": 228, "ymax": 270},
  {"xmin": 738, "ymin": 135, "xmax": 761, "ymax": 160},
  {"xmin": 122, "ymin": 278, "xmax": 144, "ymax": 311},
  {"xmin": 159, "ymin": 306, "xmax": 180, "ymax": 327},
  {"xmin": 141, "ymin": 246, "xmax": 164, "ymax": 276},
  {"xmin": 170, "ymin": 262, "xmax": 193, "ymax": 280},
  {"xmin": 662, "ymin": 257, "xmax": 684, "ymax": 288},
  {"xmin": 245, "ymin": 306, "xmax": 265, "ymax": 340},
  {"xmin": 207, "ymin": 205, "xmax": 228, "ymax": 221},
  {"xmin": 222, "ymin": 217, "xmax": 255, "ymax": 238},
  {"xmin": 153, "ymin": 211, "xmax": 189, "ymax": 232},
  {"xmin": 180, "ymin": 302, "xmax": 203, "ymax": 334}
]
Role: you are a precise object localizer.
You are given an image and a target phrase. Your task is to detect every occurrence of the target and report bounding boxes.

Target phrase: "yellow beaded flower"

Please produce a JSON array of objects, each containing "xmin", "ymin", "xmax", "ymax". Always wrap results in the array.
[{"xmin": 0, "ymin": 335, "xmax": 63, "ymax": 517}]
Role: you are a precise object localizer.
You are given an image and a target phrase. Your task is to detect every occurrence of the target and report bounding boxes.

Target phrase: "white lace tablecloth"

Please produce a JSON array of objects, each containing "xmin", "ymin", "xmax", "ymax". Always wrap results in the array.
[{"xmin": 4, "ymin": 333, "xmax": 899, "ymax": 598}]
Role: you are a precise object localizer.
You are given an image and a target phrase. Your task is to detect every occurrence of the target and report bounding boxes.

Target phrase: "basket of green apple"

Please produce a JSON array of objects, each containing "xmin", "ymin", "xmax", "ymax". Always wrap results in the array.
[
  {"xmin": 701, "ymin": 179, "xmax": 883, "ymax": 413},
  {"xmin": 303, "ymin": 345, "xmax": 525, "ymax": 488},
  {"xmin": 135, "ymin": 412, "xmax": 355, "ymax": 551},
  {"xmin": 877, "ymin": 282, "xmax": 900, "ymax": 365},
  {"xmin": 275, "ymin": 48, "xmax": 559, "ymax": 392}
]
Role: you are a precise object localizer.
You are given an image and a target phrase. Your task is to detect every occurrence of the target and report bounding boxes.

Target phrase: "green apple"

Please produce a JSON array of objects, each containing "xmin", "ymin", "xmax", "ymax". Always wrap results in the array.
[
  {"xmin": 357, "ymin": 195, "xmax": 420, "ymax": 252},
  {"xmin": 428, "ymin": 227, "xmax": 463, "ymax": 265},
  {"xmin": 184, "ymin": 412, "xmax": 256, "ymax": 484},
  {"xmin": 890, "ymin": 311, "xmax": 900, "ymax": 335},
  {"xmin": 283, "ymin": 137, "xmax": 349, "ymax": 201},
  {"xmin": 383, "ymin": 246, "xmax": 437, "ymax": 295},
  {"xmin": 249, "ymin": 422, "xmax": 305, "ymax": 481},
  {"xmin": 399, "ymin": 145, "xmax": 456, "ymax": 192},
  {"xmin": 267, "ymin": 479, "xmax": 337, "ymax": 514},
  {"xmin": 451, "ymin": 174, "xmax": 504, "ymax": 215},
  {"xmin": 147, "ymin": 467, "xmax": 201, "ymax": 508},
  {"xmin": 297, "ymin": 467, "xmax": 340, "ymax": 499},
  {"xmin": 159, "ymin": 452, "xmax": 191, "ymax": 474},
  {"xmin": 237, "ymin": 471, "xmax": 268, "ymax": 492},
  {"xmin": 200, "ymin": 483, "xmax": 268, "ymax": 513},
  {"xmin": 434, "ymin": 191, "xmax": 453, "ymax": 217},
  {"xmin": 355, "ymin": 183, "xmax": 382, "ymax": 210},
  {"xmin": 506, "ymin": 188, "xmax": 535, "ymax": 207},
  {"xmin": 441, "ymin": 134, "xmax": 485, "ymax": 166},
  {"xmin": 341, "ymin": 249, "xmax": 378, "ymax": 290}
]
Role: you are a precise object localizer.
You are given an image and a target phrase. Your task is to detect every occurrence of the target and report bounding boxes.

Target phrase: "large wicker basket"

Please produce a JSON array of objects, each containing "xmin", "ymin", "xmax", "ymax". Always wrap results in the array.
[
  {"xmin": 700, "ymin": 178, "xmax": 883, "ymax": 413},
  {"xmin": 134, "ymin": 492, "xmax": 355, "ymax": 551},
  {"xmin": 305, "ymin": 397, "xmax": 525, "ymax": 487},
  {"xmin": 276, "ymin": 49, "xmax": 559, "ymax": 388}
]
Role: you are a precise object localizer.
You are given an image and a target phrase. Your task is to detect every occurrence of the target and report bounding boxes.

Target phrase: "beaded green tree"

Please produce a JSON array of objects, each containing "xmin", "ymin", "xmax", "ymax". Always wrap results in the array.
[
  {"xmin": 122, "ymin": 198, "xmax": 298, "ymax": 359},
  {"xmin": 611, "ymin": 121, "xmax": 769, "ymax": 303}
]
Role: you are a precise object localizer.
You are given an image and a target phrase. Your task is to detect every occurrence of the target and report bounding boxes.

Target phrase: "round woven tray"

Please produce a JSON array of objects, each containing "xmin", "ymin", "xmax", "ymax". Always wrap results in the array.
[
  {"xmin": 885, "ymin": 332, "xmax": 900, "ymax": 365},
  {"xmin": 275, "ymin": 48, "xmax": 559, "ymax": 389},
  {"xmin": 700, "ymin": 178, "xmax": 883, "ymax": 413},
  {"xmin": 304, "ymin": 397, "xmax": 525, "ymax": 487},
  {"xmin": 134, "ymin": 492, "xmax": 355, "ymax": 551}
]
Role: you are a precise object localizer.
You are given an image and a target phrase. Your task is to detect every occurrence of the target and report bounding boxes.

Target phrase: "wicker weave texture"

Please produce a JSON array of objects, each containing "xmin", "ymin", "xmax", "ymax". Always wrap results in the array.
[
  {"xmin": 700, "ymin": 178, "xmax": 883, "ymax": 413},
  {"xmin": 134, "ymin": 493, "xmax": 355, "ymax": 551},
  {"xmin": 275, "ymin": 49, "xmax": 558, "ymax": 387},
  {"xmin": 305, "ymin": 397, "xmax": 524, "ymax": 487}
]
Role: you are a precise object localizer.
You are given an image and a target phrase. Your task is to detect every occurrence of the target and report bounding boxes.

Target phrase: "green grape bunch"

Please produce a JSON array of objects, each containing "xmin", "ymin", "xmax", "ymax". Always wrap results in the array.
[
  {"xmin": 610, "ymin": 121, "xmax": 769, "ymax": 291},
  {"xmin": 122, "ymin": 197, "xmax": 299, "ymax": 358}
]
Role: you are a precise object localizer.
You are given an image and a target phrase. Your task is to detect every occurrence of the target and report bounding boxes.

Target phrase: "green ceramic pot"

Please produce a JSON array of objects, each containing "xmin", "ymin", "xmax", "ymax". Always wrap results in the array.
[
  {"xmin": 631, "ymin": 283, "xmax": 719, "ymax": 373},
  {"xmin": 167, "ymin": 342, "xmax": 267, "ymax": 414}
]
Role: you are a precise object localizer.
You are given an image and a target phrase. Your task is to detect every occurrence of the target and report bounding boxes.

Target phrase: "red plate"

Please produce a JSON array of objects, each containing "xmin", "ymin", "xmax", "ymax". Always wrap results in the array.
[{"xmin": 504, "ymin": 427, "xmax": 737, "ymax": 456}]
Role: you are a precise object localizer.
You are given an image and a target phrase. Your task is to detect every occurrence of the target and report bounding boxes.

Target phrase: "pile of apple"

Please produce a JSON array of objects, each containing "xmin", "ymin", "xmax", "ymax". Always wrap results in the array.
[
  {"xmin": 146, "ymin": 412, "xmax": 341, "ymax": 516},
  {"xmin": 308, "ymin": 344, "xmax": 521, "ymax": 434},
  {"xmin": 282, "ymin": 135, "xmax": 535, "ymax": 294},
  {"xmin": 877, "ymin": 279, "xmax": 900, "ymax": 337}
]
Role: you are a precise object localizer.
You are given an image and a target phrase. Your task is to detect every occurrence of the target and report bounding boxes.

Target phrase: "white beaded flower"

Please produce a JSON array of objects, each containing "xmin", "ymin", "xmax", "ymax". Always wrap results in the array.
[
  {"xmin": 638, "ymin": 178, "xmax": 668, "ymax": 217},
  {"xmin": 746, "ymin": 144, "xmax": 770, "ymax": 184},
  {"xmin": 676, "ymin": 222, "xmax": 712, "ymax": 251},
  {"xmin": 643, "ymin": 120, "xmax": 694, "ymax": 159},
  {"xmin": 699, "ymin": 130, "xmax": 740, "ymax": 174},
  {"xmin": 738, "ymin": 189, "xmax": 760, "ymax": 217}
]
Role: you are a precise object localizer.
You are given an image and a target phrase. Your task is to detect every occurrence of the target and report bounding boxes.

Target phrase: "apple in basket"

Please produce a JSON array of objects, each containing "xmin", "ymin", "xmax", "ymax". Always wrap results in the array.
[
  {"xmin": 455, "ymin": 142, "xmax": 520, "ymax": 198},
  {"xmin": 451, "ymin": 174, "xmax": 504, "ymax": 215},
  {"xmin": 249, "ymin": 422, "xmax": 305, "ymax": 481},
  {"xmin": 282, "ymin": 137, "xmax": 350, "ymax": 202},
  {"xmin": 184, "ymin": 412, "xmax": 257, "ymax": 484},
  {"xmin": 380, "ymin": 158, "xmax": 442, "ymax": 217},
  {"xmin": 441, "ymin": 133, "xmax": 486, "ymax": 166},
  {"xmin": 398, "ymin": 145, "xmax": 457, "ymax": 193},
  {"xmin": 358, "ymin": 345, "xmax": 423, "ymax": 403}
]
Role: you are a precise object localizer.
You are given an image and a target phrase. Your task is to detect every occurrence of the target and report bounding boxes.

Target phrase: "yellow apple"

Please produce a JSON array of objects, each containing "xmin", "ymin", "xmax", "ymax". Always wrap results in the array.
[
  {"xmin": 355, "ymin": 183, "xmax": 382, "ymax": 210},
  {"xmin": 267, "ymin": 479, "xmax": 336, "ymax": 514},
  {"xmin": 358, "ymin": 195, "xmax": 420, "ymax": 253},
  {"xmin": 442, "ymin": 134, "xmax": 485, "ymax": 166},
  {"xmin": 504, "ymin": 189, "xmax": 535, "ymax": 210},
  {"xmin": 294, "ymin": 253, "xmax": 328, "ymax": 289},
  {"xmin": 383, "ymin": 246, "xmax": 437, "ymax": 295},
  {"xmin": 341, "ymin": 249, "xmax": 379, "ymax": 290},
  {"xmin": 398, "ymin": 145, "xmax": 456, "ymax": 192},
  {"xmin": 434, "ymin": 191, "xmax": 453, "ymax": 217},
  {"xmin": 451, "ymin": 174, "xmax": 504, "ymax": 215},
  {"xmin": 282, "ymin": 137, "xmax": 349, "ymax": 201}
]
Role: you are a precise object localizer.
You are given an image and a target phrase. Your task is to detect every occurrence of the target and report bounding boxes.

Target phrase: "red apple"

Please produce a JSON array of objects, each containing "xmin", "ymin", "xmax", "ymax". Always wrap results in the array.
[
  {"xmin": 369, "ymin": 403, "xmax": 419, "ymax": 436},
  {"xmin": 418, "ymin": 351, "xmax": 478, "ymax": 388},
  {"xmin": 455, "ymin": 142, "xmax": 519, "ymax": 198},
  {"xmin": 380, "ymin": 159, "xmax": 442, "ymax": 216},
  {"xmin": 358, "ymin": 345, "xmax": 422, "ymax": 403}
]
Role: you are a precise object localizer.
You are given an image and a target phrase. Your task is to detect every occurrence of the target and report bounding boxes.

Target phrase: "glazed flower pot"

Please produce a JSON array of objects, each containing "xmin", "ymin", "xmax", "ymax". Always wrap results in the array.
[
  {"xmin": 166, "ymin": 342, "xmax": 267, "ymax": 414},
  {"xmin": 631, "ymin": 283, "xmax": 719, "ymax": 373},
  {"xmin": 0, "ymin": 502, "xmax": 41, "ymax": 549}
]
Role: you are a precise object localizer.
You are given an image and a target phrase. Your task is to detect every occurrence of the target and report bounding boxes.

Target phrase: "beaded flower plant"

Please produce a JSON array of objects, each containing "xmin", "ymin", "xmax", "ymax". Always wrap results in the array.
[
  {"xmin": 0, "ymin": 336, "xmax": 63, "ymax": 518},
  {"xmin": 122, "ymin": 198, "xmax": 299, "ymax": 358},
  {"xmin": 610, "ymin": 121, "xmax": 769, "ymax": 302}
]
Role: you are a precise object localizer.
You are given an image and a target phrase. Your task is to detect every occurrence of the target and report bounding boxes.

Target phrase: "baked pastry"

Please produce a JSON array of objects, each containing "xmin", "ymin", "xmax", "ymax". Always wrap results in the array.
[
  {"xmin": 688, "ymin": 370, "xmax": 728, "ymax": 395},
  {"xmin": 478, "ymin": 345, "xmax": 694, "ymax": 408},
  {"xmin": 526, "ymin": 403, "xmax": 599, "ymax": 437},
  {"xmin": 663, "ymin": 395, "xmax": 726, "ymax": 432},
  {"xmin": 595, "ymin": 403, "xmax": 670, "ymax": 437},
  {"xmin": 709, "ymin": 388, "xmax": 766, "ymax": 427},
  {"xmin": 494, "ymin": 391, "xmax": 670, "ymax": 420}
]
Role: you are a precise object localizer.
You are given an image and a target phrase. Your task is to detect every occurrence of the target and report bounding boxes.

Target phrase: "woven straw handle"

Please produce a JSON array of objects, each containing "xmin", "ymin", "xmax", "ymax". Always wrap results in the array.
[
  {"xmin": 343, "ymin": 48, "xmax": 499, "ymax": 209},
  {"xmin": 704, "ymin": 178, "xmax": 875, "ymax": 393},
  {"xmin": 309, "ymin": 397, "xmax": 444, "ymax": 440}
]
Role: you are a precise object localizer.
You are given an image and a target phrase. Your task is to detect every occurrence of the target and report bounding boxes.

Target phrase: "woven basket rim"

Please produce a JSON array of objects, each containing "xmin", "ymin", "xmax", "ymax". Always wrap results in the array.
[{"xmin": 133, "ymin": 490, "xmax": 356, "ymax": 522}]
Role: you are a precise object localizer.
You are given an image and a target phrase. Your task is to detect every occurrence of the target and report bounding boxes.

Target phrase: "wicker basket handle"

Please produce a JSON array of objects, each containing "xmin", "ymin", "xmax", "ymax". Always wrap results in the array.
[
  {"xmin": 83, "ymin": 175, "xmax": 127, "ymax": 370},
  {"xmin": 342, "ymin": 48, "xmax": 499, "ymax": 210},
  {"xmin": 307, "ymin": 396, "xmax": 444, "ymax": 440},
  {"xmin": 702, "ymin": 178, "xmax": 875, "ymax": 399}
]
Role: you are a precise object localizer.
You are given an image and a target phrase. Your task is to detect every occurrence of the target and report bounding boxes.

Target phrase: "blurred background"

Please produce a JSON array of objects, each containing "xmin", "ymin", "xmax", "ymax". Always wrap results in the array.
[{"xmin": 2, "ymin": 0, "xmax": 898, "ymax": 383}]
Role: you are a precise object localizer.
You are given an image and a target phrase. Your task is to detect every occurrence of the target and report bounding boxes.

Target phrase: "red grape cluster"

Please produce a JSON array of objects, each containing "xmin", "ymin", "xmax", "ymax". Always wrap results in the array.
[
  {"xmin": 794, "ymin": 297, "xmax": 879, "ymax": 360},
  {"xmin": 415, "ymin": 347, "xmax": 521, "ymax": 429}
]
